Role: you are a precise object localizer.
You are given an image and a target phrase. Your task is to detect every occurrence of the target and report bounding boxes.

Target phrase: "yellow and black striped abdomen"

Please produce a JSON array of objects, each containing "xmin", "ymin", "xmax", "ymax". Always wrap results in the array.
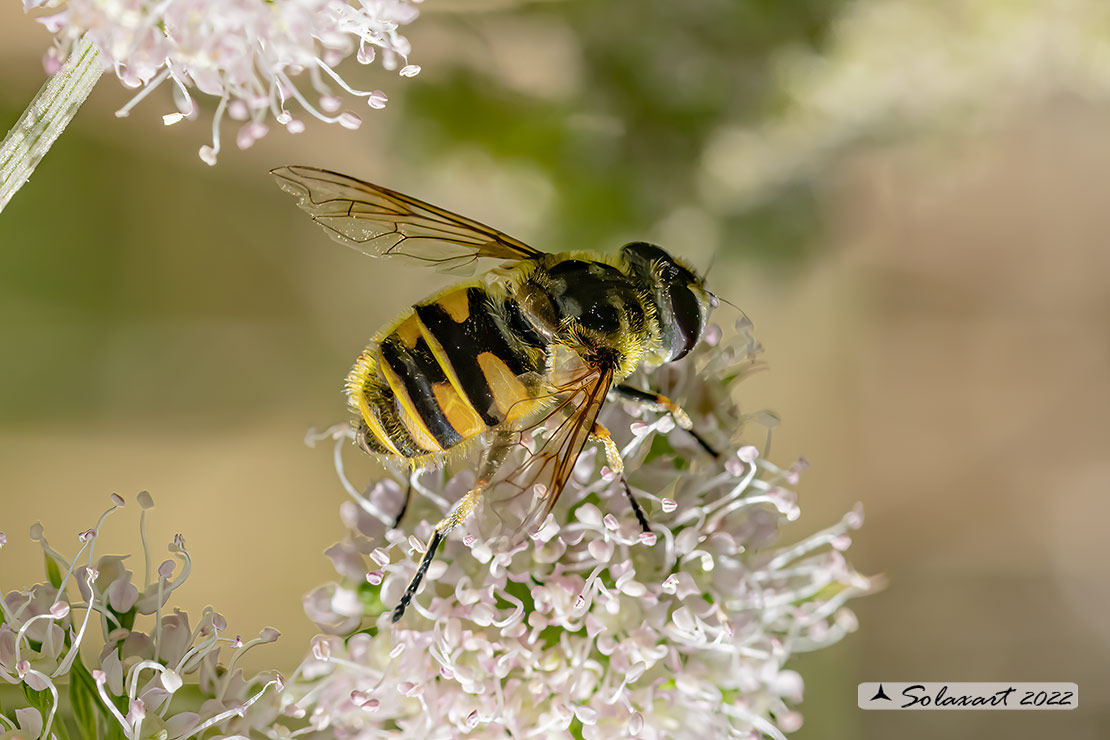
[{"xmin": 347, "ymin": 284, "xmax": 547, "ymax": 462}]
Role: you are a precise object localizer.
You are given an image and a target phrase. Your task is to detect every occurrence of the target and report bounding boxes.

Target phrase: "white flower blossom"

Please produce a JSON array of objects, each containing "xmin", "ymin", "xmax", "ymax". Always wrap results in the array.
[
  {"xmin": 0, "ymin": 494, "xmax": 283, "ymax": 740},
  {"xmin": 0, "ymin": 321, "xmax": 874, "ymax": 739},
  {"xmin": 286, "ymin": 320, "xmax": 875, "ymax": 739},
  {"xmin": 24, "ymin": 0, "xmax": 422, "ymax": 164}
]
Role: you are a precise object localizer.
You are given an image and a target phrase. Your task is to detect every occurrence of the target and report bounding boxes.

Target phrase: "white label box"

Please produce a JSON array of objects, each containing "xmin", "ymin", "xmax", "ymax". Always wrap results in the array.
[{"xmin": 857, "ymin": 683, "xmax": 1078, "ymax": 710}]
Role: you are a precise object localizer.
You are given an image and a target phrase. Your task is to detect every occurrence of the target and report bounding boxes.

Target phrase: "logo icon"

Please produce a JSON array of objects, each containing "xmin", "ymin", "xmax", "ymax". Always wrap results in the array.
[{"xmin": 870, "ymin": 684, "xmax": 892, "ymax": 702}]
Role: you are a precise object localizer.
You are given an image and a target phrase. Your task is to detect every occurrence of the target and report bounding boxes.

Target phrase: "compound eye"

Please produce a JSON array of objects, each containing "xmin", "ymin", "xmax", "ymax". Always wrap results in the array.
[{"xmin": 668, "ymin": 285, "xmax": 703, "ymax": 361}]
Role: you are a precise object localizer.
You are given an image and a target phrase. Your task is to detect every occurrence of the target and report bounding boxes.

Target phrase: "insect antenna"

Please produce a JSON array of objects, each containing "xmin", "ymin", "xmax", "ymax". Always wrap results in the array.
[
  {"xmin": 701, "ymin": 248, "xmax": 720, "ymax": 278},
  {"xmin": 715, "ymin": 294, "xmax": 746, "ymax": 317},
  {"xmin": 709, "ymin": 292, "xmax": 756, "ymax": 339}
]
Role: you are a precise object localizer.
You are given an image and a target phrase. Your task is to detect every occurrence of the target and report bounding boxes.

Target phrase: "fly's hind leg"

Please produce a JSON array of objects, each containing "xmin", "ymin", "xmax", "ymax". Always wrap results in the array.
[
  {"xmin": 391, "ymin": 434, "xmax": 513, "ymax": 623},
  {"xmin": 591, "ymin": 422, "xmax": 651, "ymax": 534},
  {"xmin": 391, "ymin": 527, "xmax": 445, "ymax": 624},
  {"xmin": 391, "ymin": 484, "xmax": 486, "ymax": 623},
  {"xmin": 613, "ymin": 384, "xmax": 720, "ymax": 458}
]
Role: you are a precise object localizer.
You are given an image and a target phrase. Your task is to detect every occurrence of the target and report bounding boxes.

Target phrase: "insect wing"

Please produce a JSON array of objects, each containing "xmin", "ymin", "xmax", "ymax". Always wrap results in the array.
[
  {"xmin": 484, "ymin": 362, "xmax": 616, "ymax": 544},
  {"xmin": 271, "ymin": 166, "xmax": 545, "ymax": 273}
]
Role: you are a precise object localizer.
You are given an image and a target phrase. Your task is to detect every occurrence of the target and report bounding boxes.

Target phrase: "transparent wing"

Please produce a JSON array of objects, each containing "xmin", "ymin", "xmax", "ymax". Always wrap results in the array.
[
  {"xmin": 271, "ymin": 165, "xmax": 546, "ymax": 273},
  {"xmin": 481, "ymin": 359, "xmax": 616, "ymax": 544}
]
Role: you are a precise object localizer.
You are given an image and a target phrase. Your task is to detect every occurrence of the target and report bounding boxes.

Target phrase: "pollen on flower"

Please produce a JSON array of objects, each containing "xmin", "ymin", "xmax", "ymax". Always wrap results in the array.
[{"xmin": 29, "ymin": 0, "xmax": 423, "ymax": 163}]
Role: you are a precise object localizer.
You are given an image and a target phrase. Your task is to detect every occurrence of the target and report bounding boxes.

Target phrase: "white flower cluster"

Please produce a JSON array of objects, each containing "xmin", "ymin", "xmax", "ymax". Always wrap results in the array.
[
  {"xmin": 0, "ymin": 322, "xmax": 873, "ymax": 739},
  {"xmin": 287, "ymin": 321, "xmax": 874, "ymax": 739},
  {"xmin": 24, "ymin": 0, "xmax": 422, "ymax": 163},
  {"xmin": 0, "ymin": 493, "xmax": 283, "ymax": 740}
]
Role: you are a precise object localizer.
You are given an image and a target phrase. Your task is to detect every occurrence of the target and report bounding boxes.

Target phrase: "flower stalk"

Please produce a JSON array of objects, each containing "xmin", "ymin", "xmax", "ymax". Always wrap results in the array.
[
  {"xmin": 0, "ymin": 34, "xmax": 102, "ymax": 213},
  {"xmin": 3, "ymin": 0, "xmax": 421, "ymax": 214}
]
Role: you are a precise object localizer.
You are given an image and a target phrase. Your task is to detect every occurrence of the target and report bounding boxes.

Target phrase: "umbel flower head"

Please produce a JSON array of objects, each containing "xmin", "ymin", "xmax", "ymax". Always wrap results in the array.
[
  {"xmin": 0, "ymin": 493, "xmax": 283, "ymax": 740},
  {"xmin": 25, "ymin": 0, "xmax": 422, "ymax": 164},
  {"xmin": 288, "ymin": 320, "xmax": 875, "ymax": 739}
]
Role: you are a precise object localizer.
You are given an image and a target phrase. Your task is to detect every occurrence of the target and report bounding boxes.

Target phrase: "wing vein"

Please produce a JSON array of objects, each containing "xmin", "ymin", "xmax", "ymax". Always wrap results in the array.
[{"xmin": 272, "ymin": 165, "xmax": 546, "ymax": 273}]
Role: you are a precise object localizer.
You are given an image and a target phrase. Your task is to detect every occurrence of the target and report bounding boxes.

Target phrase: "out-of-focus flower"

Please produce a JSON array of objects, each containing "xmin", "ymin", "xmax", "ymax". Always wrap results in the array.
[
  {"xmin": 700, "ymin": 0, "xmax": 1110, "ymax": 212},
  {"xmin": 0, "ymin": 493, "xmax": 283, "ymax": 740},
  {"xmin": 287, "ymin": 320, "xmax": 875, "ymax": 739},
  {"xmin": 25, "ymin": 0, "xmax": 422, "ymax": 164}
]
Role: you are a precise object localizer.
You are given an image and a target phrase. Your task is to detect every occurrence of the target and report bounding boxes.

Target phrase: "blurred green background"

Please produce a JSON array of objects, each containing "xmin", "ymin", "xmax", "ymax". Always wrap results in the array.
[{"xmin": 2, "ymin": 1, "xmax": 1109, "ymax": 738}]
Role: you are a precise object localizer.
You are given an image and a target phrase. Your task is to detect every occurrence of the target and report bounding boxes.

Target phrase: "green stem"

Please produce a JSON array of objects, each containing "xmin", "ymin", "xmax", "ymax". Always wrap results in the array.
[{"xmin": 0, "ymin": 36, "xmax": 103, "ymax": 214}]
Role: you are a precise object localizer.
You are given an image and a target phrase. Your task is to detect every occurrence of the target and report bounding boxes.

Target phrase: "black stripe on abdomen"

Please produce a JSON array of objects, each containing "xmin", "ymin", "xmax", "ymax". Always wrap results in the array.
[
  {"xmin": 415, "ymin": 288, "xmax": 540, "ymax": 426},
  {"xmin": 379, "ymin": 334, "xmax": 464, "ymax": 449}
]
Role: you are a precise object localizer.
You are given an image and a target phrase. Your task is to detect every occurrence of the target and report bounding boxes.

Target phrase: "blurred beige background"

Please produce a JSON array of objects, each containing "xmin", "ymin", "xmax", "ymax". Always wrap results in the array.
[{"xmin": 2, "ymin": 2, "xmax": 1109, "ymax": 739}]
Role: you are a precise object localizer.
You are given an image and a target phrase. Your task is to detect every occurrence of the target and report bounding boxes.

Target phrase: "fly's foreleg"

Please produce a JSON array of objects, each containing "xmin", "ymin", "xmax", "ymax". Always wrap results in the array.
[{"xmin": 613, "ymin": 384, "xmax": 720, "ymax": 458}]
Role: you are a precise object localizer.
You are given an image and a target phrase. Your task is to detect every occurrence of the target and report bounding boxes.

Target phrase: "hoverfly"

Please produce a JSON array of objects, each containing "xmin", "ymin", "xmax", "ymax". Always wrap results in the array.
[{"xmin": 272, "ymin": 166, "xmax": 719, "ymax": 621}]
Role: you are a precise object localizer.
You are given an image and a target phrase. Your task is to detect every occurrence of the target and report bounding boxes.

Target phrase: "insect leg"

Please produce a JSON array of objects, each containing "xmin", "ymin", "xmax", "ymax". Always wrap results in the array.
[
  {"xmin": 619, "ymin": 477, "xmax": 651, "ymax": 534},
  {"xmin": 612, "ymin": 384, "xmax": 720, "ymax": 458},
  {"xmin": 391, "ymin": 479, "xmax": 413, "ymax": 530},
  {"xmin": 391, "ymin": 529, "xmax": 444, "ymax": 624},
  {"xmin": 590, "ymin": 422, "xmax": 624, "ymax": 474},
  {"xmin": 391, "ymin": 433, "xmax": 513, "ymax": 623},
  {"xmin": 592, "ymin": 422, "xmax": 650, "ymax": 534}
]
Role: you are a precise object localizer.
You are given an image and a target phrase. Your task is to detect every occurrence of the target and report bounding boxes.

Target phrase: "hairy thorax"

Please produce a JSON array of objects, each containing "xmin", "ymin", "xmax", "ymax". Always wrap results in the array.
[{"xmin": 514, "ymin": 255, "xmax": 659, "ymax": 381}]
